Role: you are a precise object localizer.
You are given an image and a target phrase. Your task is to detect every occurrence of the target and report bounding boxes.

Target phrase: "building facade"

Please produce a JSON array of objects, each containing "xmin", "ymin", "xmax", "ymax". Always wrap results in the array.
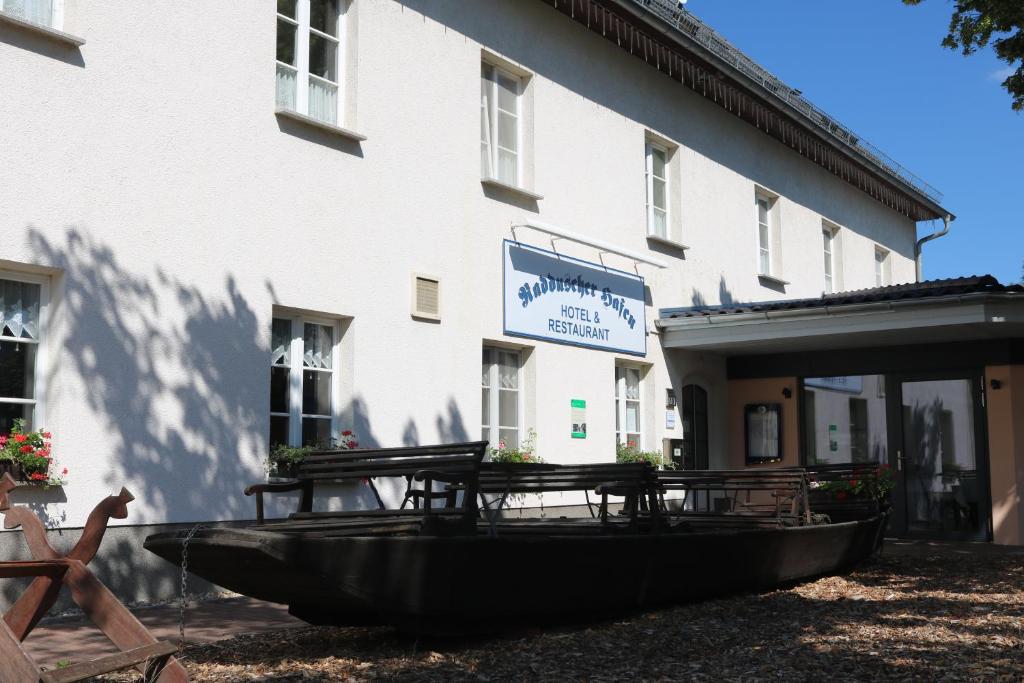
[{"xmin": 3, "ymin": 0, "xmax": 1018, "ymax": 605}]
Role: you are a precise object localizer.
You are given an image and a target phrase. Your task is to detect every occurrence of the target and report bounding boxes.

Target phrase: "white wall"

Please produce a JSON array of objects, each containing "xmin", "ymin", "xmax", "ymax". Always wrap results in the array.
[{"xmin": 0, "ymin": 0, "xmax": 920, "ymax": 526}]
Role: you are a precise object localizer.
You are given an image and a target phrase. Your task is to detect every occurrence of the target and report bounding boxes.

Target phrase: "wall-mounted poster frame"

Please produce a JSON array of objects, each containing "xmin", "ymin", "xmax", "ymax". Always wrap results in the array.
[{"xmin": 745, "ymin": 403, "xmax": 782, "ymax": 464}]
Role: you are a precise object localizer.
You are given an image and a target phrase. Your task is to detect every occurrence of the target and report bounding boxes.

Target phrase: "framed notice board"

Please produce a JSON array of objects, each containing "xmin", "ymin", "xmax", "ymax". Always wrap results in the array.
[{"xmin": 745, "ymin": 403, "xmax": 782, "ymax": 464}]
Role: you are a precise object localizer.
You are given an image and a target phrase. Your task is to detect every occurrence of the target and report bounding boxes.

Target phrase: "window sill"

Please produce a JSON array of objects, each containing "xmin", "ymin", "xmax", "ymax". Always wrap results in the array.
[
  {"xmin": 275, "ymin": 108, "xmax": 367, "ymax": 142},
  {"xmin": 758, "ymin": 273, "xmax": 791, "ymax": 287},
  {"xmin": 646, "ymin": 234, "xmax": 689, "ymax": 252},
  {"xmin": 0, "ymin": 11, "xmax": 85, "ymax": 46},
  {"xmin": 481, "ymin": 177, "xmax": 544, "ymax": 201}
]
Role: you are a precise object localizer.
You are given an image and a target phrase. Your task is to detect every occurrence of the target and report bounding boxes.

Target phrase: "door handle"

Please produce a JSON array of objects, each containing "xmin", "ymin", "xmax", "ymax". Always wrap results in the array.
[{"xmin": 896, "ymin": 449, "xmax": 904, "ymax": 471}]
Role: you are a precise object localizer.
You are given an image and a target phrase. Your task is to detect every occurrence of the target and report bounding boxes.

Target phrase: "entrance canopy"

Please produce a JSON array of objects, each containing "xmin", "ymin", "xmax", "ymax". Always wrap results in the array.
[{"xmin": 658, "ymin": 276, "xmax": 1024, "ymax": 355}]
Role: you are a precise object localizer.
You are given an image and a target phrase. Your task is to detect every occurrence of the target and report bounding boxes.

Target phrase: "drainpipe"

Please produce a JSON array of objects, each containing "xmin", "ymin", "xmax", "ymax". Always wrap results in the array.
[{"xmin": 914, "ymin": 214, "xmax": 953, "ymax": 282}]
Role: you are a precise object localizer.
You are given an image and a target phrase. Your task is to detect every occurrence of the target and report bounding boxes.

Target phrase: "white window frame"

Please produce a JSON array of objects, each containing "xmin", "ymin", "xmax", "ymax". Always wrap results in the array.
[
  {"xmin": 645, "ymin": 141, "xmax": 669, "ymax": 239},
  {"xmin": 270, "ymin": 315, "xmax": 341, "ymax": 447},
  {"xmin": 822, "ymin": 226, "xmax": 835, "ymax": 294},
  {"xmin": 0, "ymin": 270, "xmax": 49, "ymax": 431},
  {"xmin": 615, "ymin": 364, "xmax": 643, "ymax": 449},
  {"xmin": 276, "ymin": 0, "xmax": 344, "ymax": 124},
  {"xmin": 755, "ymin": 193, "xmax": 773, "ymax": 276},
  {"xmin": 874, "ymin": 247, "xmax": 891, "ymax": 287},
  {"xmin": 481, "ymin": 346, "xmax": 523, "ymax": 449},
  {"xmin": 480, "ymin": 61, "xmax": 522, "ymax": 188},
  {"xmin": 0, "ymin": 0, "xmax": 62, "ymax": 29}
]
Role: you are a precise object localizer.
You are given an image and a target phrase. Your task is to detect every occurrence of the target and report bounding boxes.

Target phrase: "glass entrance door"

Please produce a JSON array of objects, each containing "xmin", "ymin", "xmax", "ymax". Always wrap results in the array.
[{"xmin": 894, "ymin": 377, "xmax": 990, "ymax": 541}]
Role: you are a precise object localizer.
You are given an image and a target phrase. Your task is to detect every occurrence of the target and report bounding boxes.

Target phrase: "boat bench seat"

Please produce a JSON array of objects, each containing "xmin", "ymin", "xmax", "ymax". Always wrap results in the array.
[
  {"xmin": 467, "ymin": 462, "xmax": 658, "ymax": 529},
  {"xmin": 244, "ymin": 441, "xmax": 487, "ymax": 525},
  {"xmin": 655, "ymin": 469, "xmax": 811, "ymax": 527},
  {"xmin": 668, "ymin": 512, "xmax": 802, "ymax": 530},
  {"xmin": 253, "ymin": 511, "xmax": 473, "ymax": 537}
]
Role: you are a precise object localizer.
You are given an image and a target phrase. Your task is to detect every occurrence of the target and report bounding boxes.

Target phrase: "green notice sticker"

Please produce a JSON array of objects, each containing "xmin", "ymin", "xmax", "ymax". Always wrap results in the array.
[{"xmin": 571, "ymin": 399, "xmax": 587, "ymax": 439}]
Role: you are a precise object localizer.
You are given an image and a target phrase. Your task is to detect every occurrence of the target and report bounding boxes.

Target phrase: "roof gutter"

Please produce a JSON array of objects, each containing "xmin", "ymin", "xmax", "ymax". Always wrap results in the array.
[
  {"xmin": 657, "ymin": 291, "xmax": 1012, "ymax": 330},
  {"xmin": 915, "ymin": 214, "xmax": 953, "ymax": 282}
]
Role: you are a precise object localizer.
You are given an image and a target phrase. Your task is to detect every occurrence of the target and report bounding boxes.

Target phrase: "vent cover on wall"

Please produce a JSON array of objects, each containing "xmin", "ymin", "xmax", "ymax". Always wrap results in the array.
[{"xmin": 412, "ymin": 274, "xmax": 441, "ymax": 321}]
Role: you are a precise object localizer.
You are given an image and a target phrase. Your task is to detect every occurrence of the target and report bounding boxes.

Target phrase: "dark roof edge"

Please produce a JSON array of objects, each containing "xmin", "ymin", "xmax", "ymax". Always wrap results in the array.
[
  {"xmin": 604, "ymin": 0, "xmax": 954, "ymax": 221},
  {"xmin": 659, "ymin": 276, "xmax": 1023, "ymax": 320}
]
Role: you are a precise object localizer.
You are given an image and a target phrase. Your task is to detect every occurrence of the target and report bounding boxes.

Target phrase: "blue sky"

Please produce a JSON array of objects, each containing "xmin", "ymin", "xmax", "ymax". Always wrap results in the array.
[{"xmin": 687, "ymin": 0, "xmax": 1023, "ymax": 284}]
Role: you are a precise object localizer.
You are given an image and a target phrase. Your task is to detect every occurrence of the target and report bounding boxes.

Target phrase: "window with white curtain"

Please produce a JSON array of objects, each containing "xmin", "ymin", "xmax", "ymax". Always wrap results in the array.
[
  {"xmin": 645, "ymin": 142, "xmax": 669, "ymax": 239},
  {"xmin": 481, "ymin": 346, "xmax": 521, "ymax": 449},
  {"xmin": 276, "ymin": 0, "xmax": 342, "ymax": 125},
  {"xmin": 480, "ymin": 62, "xmax": 521, "ymax": 187},
  {"xmin": 822, "ymin": 227, "xmax": 835, "ymax": 294},
  {"xmin": 615, "ymin": 365, "xmax": 642, "ymax": 448},
  {"xmin": 270, "ymin": 315, "xmax": 339, "ymax": 448},
  {"xmin": 0, "ymin": 275, "xmax": 47, "ymax": 435},
  {"xmin": 755, "ymin": 193, "xmax": 773, "ymax": 276},
  {"xmin": 0, "ymin": 0, "xmax": 59, "ymax": 28}
]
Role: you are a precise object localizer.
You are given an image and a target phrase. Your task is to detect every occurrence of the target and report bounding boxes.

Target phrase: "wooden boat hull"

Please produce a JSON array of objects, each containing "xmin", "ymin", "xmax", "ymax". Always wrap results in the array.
[{"xmin": 145, "ymin": 513, "xmax": 887, "ymax": 634}]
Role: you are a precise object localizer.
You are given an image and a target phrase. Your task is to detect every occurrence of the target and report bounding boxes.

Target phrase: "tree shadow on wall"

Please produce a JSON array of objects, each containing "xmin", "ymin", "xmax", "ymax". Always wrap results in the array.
[
  {"xmin": 28, "ymin": 228, "xmax": 264, "ymax": 525},
  {"xmin": 690, "ymin": 276, "xmax": 739, "ymax": 309}
]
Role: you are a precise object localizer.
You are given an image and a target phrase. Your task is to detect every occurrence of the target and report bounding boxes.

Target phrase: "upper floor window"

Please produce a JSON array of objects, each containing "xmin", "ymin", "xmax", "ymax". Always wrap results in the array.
[
  {"xmin": 482, "ymin": 346, "xmax": 521, "ymax": 449},
  {"xmin": 0, "ymin": 0, "xmax": 60, "ymax": 29},
  {"xmin": 270, "ymin": 315, "xmax": 340, "ymax": 448},
  {"xmin": 645, "ymin": 142, "xmax": 669, "ymax": 239},
  {"xmin": 755, "ymin": 192, "xmax": 773, "ymax": 276},
  {"xmin": 276, "ymin": 0, "xmax": 342, "ymax": 125},
  {"xmin": 874, "ymin": 247, "xmax": 891, "ymax": 287},
  {"xmin": 615, "ymin": 365, "xmax": 642, "ymax": 448},
  {"xmin": 0, "ymin": 275, "xmax": 46, "ymax": 434},
  {"xmin": 480, "ymin": 62, "xmax": 521, "ymax": 187},
  {"xmin": 822, "ymin": 227, "xmax": 835, "ymax": 294}
]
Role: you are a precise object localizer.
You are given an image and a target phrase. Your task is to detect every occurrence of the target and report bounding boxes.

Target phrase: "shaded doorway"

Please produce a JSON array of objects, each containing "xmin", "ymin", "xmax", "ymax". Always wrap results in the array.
[
  {"xmin": 892, "ymin": 376, "xmax": 990, "ymax": 541},
  {"xmin": 801, "ymin": 374, "xmax": 991, "ymax": 541}
]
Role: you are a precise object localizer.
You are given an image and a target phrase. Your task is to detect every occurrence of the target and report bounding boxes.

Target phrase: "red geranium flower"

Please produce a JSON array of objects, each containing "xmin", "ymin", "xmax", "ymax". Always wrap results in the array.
[
  {"xmin": 14, "ymin": 434, "xmax": 27, "ymax": 443},
  {"xmin": 0, "ymin": 435, "xmax": 7, "ymax": 445},
  {"xmin": 341, "ymin": 430, "xmax": 353, "ymax": 437},
  {"xmin": 19, "ymin": 445, "xmax": 33, "ymax": 454},
  {"xmin": 42, "ymin": 432, "xmax": 52, "ymax": 439},
  {"xmin": 62, "ymin": 468, "xmax": 68, "ymax": 476}
]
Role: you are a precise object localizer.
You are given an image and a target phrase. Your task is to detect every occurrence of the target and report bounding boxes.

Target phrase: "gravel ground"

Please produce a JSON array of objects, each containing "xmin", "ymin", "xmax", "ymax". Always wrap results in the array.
[{"xmin": 100, "ymin": 543, "xmax": 1024, "ymax": 682}]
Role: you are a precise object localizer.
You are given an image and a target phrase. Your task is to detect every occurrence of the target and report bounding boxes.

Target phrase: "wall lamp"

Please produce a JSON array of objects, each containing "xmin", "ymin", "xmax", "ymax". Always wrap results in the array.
[{"xmin": 781, "ymin": 387, "xmax": 793, "ymax": 399}]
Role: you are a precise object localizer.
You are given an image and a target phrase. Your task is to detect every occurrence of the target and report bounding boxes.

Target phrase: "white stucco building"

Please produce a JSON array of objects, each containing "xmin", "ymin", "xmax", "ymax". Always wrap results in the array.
[{"xmin": 6, "ymin": 0, "xmax": 1022, "ymax": 605}]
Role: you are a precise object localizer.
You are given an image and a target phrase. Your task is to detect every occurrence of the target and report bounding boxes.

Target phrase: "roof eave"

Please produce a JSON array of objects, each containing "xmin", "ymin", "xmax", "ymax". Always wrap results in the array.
[{"xmin": 600, "ymin": 0, "xmax": 954, "ymax": 222}]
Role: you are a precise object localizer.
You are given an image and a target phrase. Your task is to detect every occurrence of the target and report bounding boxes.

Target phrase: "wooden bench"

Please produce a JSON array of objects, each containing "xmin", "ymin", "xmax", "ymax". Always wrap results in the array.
[
  {"xmin": 655, "ymin": 469, "xmax": 810, "ymax": 528},
  {"xmin": 244, "ymin": 441, "xmax": 487, "ymax": 533},
  {"xmin": 469, "ymin": 462, "xmax": 658, "ymax": 534},
  {"xmin": 805, "ymin": 462, "xmax": 885, "ymax": 523}
]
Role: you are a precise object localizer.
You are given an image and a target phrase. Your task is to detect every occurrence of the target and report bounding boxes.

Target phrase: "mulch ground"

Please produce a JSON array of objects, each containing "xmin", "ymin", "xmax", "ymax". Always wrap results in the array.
[{"xmin": 99, "ymin": 544, "xmax": 1023, "ymax": 681}]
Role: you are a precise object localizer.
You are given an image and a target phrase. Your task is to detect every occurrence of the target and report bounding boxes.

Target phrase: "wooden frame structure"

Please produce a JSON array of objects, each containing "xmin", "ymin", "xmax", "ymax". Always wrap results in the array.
[{"xmin": 0, "ymin": 474, "xmax": 187, "ymax": 682}]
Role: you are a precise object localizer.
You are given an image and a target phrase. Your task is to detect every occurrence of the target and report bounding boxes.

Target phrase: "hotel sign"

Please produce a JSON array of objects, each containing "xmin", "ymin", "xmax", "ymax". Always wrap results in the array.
[{"xmin": 502, "ymin": 240, "xmax": 646, "ymax": 356}]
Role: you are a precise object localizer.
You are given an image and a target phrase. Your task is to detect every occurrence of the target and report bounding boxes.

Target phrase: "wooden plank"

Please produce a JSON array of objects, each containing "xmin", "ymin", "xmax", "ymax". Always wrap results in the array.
[
  {"xmin": 0, "ymin": 616, "xmax": 41, "ymax": 681},
  {"xmin": 299, "ymin": 457, "xmax": 479, "ymax": 474},
  {"xmin": 61, "ymin": 561, "xmax": 188, "ymax": 682},
  {"xmin": 0, "ymin": 561, "xmax": 68, "ymax": 580},
  {"xmin": 39, "ymin": 641, "xmax": 178, "ymax": 683}
]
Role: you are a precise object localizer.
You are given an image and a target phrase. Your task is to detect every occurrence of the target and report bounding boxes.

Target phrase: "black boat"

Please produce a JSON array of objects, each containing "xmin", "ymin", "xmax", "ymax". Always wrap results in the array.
[{"xmin": 144, "ymin": 443, "xmax": 889, "ymax": 634}]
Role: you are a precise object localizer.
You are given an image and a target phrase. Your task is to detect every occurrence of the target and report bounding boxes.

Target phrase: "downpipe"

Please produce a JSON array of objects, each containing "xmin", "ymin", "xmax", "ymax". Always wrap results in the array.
[{"xmin": 914, "ymin": 214, "xmax": 952, "ymax": 282}]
